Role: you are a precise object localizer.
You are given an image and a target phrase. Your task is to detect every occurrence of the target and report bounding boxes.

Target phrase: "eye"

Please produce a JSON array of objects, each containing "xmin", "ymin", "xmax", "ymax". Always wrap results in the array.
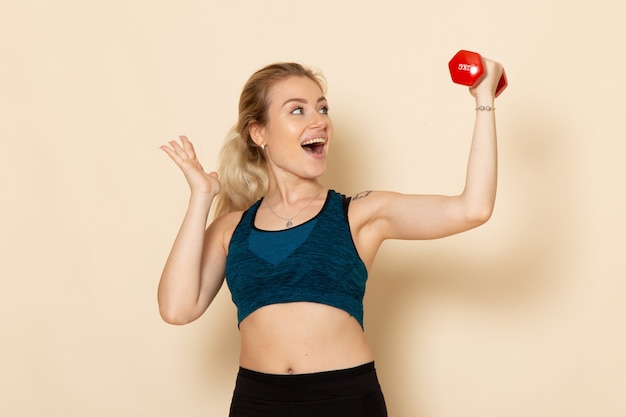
[
  {"xmin": 290, "ymin": 107, "xmax": 304, "ymax": 115},
  {"xmin": 318, "ymin": 105, "xmax": 329, "ymax": 114}
]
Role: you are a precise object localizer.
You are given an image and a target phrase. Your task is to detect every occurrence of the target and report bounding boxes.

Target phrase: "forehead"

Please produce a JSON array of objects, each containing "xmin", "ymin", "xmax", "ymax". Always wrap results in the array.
[{"xmin": 268, "ymin": 76, "xmax": 325, "ymax": 106}]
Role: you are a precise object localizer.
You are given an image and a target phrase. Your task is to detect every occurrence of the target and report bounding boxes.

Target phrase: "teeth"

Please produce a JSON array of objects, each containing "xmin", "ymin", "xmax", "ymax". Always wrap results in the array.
[{"xmin": 301, "ymin": 138, "xmax": 326, "ymax": 146}]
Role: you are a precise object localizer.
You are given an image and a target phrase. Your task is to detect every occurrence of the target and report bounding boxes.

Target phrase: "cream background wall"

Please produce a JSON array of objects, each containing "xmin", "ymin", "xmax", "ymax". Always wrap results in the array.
[{"xmin": 1, "ymin": 1, "xmax": 625, "ymax": 416}]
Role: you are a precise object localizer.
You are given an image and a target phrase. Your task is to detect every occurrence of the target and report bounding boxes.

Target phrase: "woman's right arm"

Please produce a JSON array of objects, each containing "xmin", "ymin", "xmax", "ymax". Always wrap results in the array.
[{"xmin": 157, "ymin": 135, "xmax": 229, "ymax": 325}]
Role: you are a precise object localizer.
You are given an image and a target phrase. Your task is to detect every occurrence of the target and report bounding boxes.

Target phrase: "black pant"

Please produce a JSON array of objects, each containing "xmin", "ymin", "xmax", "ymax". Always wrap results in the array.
[{"xmin": 229, "ymin": 362, "xmax": 388, "ymax": 417}]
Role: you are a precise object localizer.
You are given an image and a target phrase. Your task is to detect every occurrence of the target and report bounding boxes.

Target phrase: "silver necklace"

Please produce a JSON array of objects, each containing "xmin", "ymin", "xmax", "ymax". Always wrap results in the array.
[{"xmin": 266, "ymin": 186, "xmax": 324, "ymax": 228}]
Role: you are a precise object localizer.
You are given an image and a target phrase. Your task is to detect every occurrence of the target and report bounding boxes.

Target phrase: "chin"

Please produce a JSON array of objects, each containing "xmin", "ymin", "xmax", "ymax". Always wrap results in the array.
[
  {"xmin": 313, "ymin": 162, "xmax": 328, "ymax": 177},
  {"xmin": 304, "ymin": 167, "xmax": 327, "ymax": 179}
]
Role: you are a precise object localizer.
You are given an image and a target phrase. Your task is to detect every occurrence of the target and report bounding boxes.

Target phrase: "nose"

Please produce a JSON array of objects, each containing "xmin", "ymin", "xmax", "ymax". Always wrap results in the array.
[{"xmin": 309, "ymin": 110, "xmax": 328, "ymax": 128}]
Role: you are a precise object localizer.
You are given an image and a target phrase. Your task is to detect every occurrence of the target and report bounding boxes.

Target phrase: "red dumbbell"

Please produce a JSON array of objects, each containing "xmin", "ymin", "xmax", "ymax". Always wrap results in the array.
[{"xmin": 448, "ymin": 50, "xmax": 507, "ymax": 97}]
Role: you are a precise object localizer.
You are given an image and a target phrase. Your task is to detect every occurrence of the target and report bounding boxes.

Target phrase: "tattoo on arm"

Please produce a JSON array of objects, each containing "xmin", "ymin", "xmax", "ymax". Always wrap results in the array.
[{"xmin": 353, "ymin": 191, "xmax": 372, "ymax": 201}]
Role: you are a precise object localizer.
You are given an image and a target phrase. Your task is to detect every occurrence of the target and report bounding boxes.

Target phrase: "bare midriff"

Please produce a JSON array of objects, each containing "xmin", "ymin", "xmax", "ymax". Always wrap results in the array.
[{"xmin": 238, "ymin": 302, "xmax": 374, "ymax": 375}]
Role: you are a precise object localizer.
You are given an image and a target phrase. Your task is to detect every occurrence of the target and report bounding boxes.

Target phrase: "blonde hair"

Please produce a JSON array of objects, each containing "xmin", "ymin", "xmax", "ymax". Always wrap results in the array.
[{"xmin": 213, "ymin": 62, "xmax": 327, "ymax": 217}]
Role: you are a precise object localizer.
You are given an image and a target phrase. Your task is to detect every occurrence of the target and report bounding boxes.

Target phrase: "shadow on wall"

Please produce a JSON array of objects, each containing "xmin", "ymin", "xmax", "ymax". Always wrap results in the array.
[{"xmin": 326, "ymin": 105, "xmax": 581, "ymax": 415}]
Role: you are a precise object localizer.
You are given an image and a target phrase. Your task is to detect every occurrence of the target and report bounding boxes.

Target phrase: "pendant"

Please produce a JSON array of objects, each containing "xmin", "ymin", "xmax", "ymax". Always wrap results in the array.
[{"xmin": 285, "ymin": 220, "xmax": 293, "ymax": 228}]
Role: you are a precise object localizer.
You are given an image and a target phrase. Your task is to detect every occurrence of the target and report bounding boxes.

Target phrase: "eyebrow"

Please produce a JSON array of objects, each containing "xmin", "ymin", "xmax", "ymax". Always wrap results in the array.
[{"xmin": 281, "ymin": 96, "xmax": 327, "ymax": 107}]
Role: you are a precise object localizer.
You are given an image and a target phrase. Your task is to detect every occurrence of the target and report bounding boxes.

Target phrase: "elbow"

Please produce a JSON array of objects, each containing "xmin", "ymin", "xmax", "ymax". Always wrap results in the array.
[
  {"xmin": 158, "ymin": 303, "xmax": 196, "ymax": 326},
  {"xmin": 159, "ymin": 308, "xmax": 185, "ymax": 325},
  {"xmin": 157, "ymin": 285, "xmax": 201, "ymax": 325},
  {"xmin": 466, "ymin": 204, "xmax": 494, "ymax": 227},
  {"xmin": 461, "ymin": 190, "xmax": 495, "ymax": 227}
]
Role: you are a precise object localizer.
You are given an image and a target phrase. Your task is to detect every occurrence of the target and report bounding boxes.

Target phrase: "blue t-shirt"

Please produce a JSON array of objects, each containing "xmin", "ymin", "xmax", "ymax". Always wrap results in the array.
[{"xmin": 225, "ymin": 190, "xmax": 368, "ymax": 328}]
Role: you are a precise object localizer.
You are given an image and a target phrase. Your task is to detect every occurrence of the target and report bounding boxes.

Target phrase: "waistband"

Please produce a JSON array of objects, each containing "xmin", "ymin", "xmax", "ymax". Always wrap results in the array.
[{"xmin": 237, "ymin": 362, "xmax": 376, "ymax": 388}]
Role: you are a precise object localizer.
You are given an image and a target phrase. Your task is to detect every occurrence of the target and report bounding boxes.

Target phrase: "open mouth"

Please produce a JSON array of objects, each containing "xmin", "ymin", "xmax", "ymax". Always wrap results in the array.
[{"xmin": 301, "ymin": 138, "xmax": 326, "ymax": 155}]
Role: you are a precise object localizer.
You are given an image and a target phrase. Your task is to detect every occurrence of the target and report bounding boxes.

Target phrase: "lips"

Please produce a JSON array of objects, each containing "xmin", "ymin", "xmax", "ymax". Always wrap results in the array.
[{"xmin": 301, "ymin": 137, "xmax": 326, "ymax": 154}]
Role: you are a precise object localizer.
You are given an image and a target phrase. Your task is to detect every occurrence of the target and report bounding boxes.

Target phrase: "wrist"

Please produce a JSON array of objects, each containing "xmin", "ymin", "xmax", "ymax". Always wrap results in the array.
[
  {"xmin": 189, "ymin": 192, "xmax": 215, "ymax": 207},
  {"xmin": 474, "ymin": 91, "xmax": 494, "ymax": 104},
  {"xmin": 474, "ymin": 95, "xmax": 495, "ymax": 111}
]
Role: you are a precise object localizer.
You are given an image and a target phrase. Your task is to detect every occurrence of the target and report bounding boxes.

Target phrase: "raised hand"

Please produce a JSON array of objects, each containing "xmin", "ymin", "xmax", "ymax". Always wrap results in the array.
[
  {"xmin": 161, "ymin": 135, "xmax": 221, "ymax": 197},
  {"xmin": 470, "ymin": 57, "xmax": 504, "ymax": 100}
]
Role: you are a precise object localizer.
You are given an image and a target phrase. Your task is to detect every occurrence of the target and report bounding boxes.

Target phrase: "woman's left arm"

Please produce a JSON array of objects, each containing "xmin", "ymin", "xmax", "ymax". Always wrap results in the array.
[{"xmin": 353, "ymin": 58, "xmax": 504, "ymax": 248}]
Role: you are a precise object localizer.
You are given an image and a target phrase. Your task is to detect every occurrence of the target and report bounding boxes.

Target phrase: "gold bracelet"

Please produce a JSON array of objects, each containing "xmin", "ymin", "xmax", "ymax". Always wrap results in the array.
[{"xmin": 476, "ymin": 105, "xmax": 495, "ymax": 111}]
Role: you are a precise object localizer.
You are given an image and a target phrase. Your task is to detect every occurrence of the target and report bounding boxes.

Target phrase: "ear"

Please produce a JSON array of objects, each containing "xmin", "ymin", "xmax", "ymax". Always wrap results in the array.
[{"xmin": 248, "ymin": 121, "xmax": 265, "ymax": 146}]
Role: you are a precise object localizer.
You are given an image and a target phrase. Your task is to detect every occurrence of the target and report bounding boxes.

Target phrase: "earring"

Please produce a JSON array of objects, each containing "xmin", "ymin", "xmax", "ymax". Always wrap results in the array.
[{"xmin": 260, "ymin": 143, "xmax": 266, "ymax": 150}]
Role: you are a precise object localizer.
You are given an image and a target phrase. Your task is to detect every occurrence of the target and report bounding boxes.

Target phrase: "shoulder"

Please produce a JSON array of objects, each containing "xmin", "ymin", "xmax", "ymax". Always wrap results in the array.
[
  {"xmin": 346, "ymin": 190, "xmax": 395, "ymax": 218},
  {"xmin": 212, "ymin": 209, "xmax": 245, "ymax": 232},
  {"xmin": 216, "ymin": 209, "xmax": 245, "ymax": 225},
  {"xmin": 330, "ymin": 189, "xmax": 383, "ymax": 207},
  {"xmin": 207, "ymin": 209, "xmax": 245, "ymax": 249},
  {"xmin": 346, "ymin": 190, "xmax": 410, "ymax": 234}
]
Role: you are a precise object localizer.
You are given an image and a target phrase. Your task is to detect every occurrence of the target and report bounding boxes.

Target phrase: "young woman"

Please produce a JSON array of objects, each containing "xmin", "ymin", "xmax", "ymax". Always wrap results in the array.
[{"xmin": 158, "ymin": 59, "xmax": 503, "ymax": 417}]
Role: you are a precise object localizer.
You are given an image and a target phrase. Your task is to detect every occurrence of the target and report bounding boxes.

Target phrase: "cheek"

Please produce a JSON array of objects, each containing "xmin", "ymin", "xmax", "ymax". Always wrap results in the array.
[
  {"xmin": 326, "ymin": 115, "xmax": 334, "ymax": 132},
  {"xmin": 268, "ymin": 118, "xmax": 300, "ymax": 141},
  {"xmin": 326, "ymin": 124, "xmax": 335, "ymax": 144}
]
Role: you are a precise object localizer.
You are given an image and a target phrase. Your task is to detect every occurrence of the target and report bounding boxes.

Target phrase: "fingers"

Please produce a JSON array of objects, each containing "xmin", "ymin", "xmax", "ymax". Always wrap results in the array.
[
  {"xmin": 486, "ymin": 59, "xmax": 504, "ymax": 79},
  {"xmin": 482, "ymin": 58, "xmax": 504, "ymax": 81},
  {"xmin": 160, "ymin": 142, "xmax": 181, "ymax": 164},
  {"xmin": 160, "ymin": 135, "xmax": 198, "ymax": 165},
  {"xmin": 160, "ymin": 136, "xmax": 221, "ymax": 195},
  {"xmin": 179, "ymin": 135, "xmax": 198, "ymax": 160},
  {"xmin": 470, "ymin": 58, "xmax": 504, "ymax": 98}
]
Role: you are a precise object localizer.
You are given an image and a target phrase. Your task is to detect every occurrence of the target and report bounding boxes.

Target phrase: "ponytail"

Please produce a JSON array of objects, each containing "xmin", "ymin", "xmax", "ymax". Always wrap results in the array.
[{"xmin": 213, "ymin": 127, "xmax": 267, "ymax": 218}]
